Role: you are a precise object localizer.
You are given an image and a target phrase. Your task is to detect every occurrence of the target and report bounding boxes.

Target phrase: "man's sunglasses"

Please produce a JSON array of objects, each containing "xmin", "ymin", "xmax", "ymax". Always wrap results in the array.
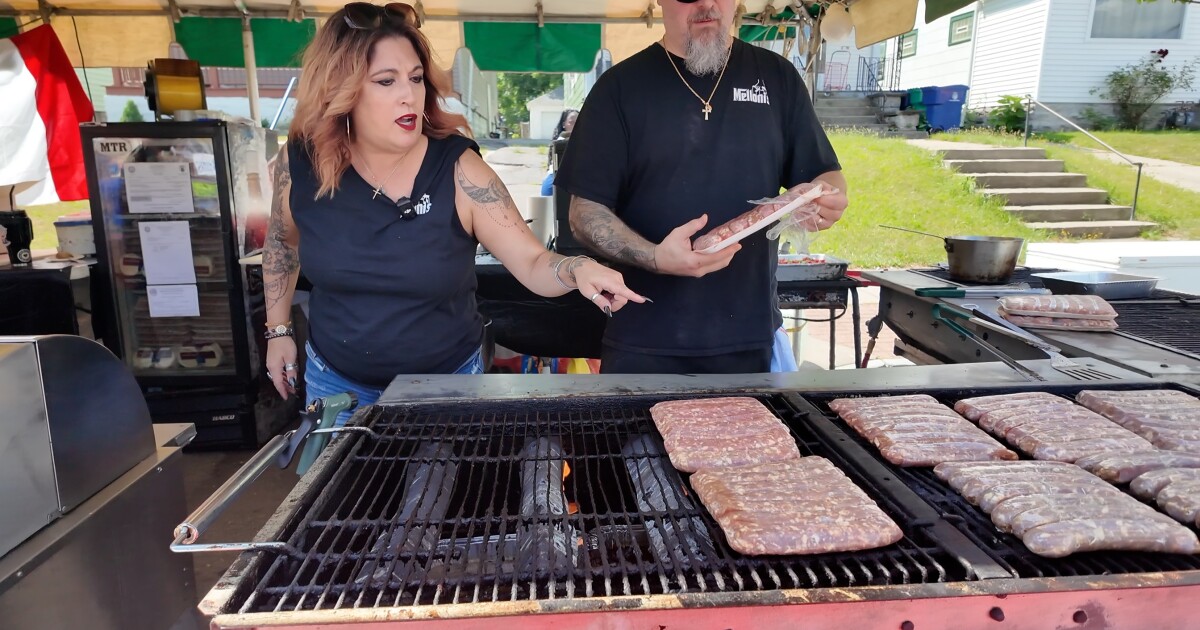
[{"xmin": 343, "ymin": 2, "xmax": 422, "ymax": 30}]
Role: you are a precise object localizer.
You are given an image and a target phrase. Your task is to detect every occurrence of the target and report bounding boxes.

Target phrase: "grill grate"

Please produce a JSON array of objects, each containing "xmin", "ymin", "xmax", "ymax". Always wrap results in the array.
[
  {"xmin": 1113, "ymin": 301, "xmax": 1200, "ymax": 358},
  {"xmin": 239, "ymin": 396, "xmax": 978, "ymax": 612},
  {"xmin": 791, "ymin": 385, "xmax": 1200, "ymax": 580},
  {"xmin": 914, "ymin": 267, "xmax": 1200, "ymax": 360}
]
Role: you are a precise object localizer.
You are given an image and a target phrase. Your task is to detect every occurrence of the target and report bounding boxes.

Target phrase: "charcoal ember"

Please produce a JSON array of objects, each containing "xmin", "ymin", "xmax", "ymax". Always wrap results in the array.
[
  {"xmin": 516, "ymin": 437, "xmax": 577, "ymax": 576},
  {"xmin": 622, "ymin": 434, "xmax": 716, "ymax": 571},
  {"xmin": 355, "ymin": 441, "xmax": 459, "ymax": 587}
]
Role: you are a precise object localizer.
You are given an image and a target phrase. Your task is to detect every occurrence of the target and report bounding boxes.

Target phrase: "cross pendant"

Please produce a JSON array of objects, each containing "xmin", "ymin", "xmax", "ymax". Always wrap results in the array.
[
  {"xmin": 371, "ymin": 187, "xmax": 383, "ymax": 200},
  {"xmin": 703, "ymin": 103, "xmax": 712, "ymax": 121}
]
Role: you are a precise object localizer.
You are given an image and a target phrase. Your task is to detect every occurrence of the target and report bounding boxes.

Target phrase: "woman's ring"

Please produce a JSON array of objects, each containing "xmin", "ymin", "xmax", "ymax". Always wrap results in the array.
[
  {"xmin": 589, "ymin": 293, "xmax": 600, "ymax": 301},
  {"xmin": 284, "ymin": 362, "xmax": 298, "ymax": 370}
]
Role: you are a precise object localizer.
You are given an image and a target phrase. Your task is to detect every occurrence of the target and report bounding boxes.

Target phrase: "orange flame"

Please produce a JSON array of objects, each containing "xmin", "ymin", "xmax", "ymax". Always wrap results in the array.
[{"xmin": 562, "ymin": 461, "xmax": 579, "ymax": 515}]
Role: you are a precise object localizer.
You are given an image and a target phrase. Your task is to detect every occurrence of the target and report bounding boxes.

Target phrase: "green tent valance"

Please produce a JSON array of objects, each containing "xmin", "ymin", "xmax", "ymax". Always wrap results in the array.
[
  {"xmin": 926, "ymin": 0, "xmax": 976, "ymax": 22},
  {"xmin": 176, "ymin": 17, "xmax": 315, "ymax": 67},
  {"xmin": 463, "ymin": 22, "xmax": 600, "ymax": 72},
  {"xmin": 0, "ymin": 17, "xmax": 19, "ymax": 38},
  {"xmin": 738, "ymin": 7, "xmax": 796, "ymax": 43}
]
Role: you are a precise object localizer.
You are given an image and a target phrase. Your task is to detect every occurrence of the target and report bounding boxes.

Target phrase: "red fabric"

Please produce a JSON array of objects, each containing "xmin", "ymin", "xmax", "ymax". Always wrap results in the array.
[{"xmin": 10, "ymin": 25, "xmax": 94, "ymax": 201}]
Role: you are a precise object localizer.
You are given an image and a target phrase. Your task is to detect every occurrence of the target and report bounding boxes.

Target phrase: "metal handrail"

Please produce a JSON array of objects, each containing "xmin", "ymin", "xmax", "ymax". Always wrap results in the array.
[{"xmin": 1023, "ymin": 95, "xmax": 1143, "ymax": 220}]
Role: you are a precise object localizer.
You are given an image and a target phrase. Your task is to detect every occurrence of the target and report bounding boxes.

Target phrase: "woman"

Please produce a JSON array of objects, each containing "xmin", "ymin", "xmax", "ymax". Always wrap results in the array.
[
  {"xmin": 263, "ymin": 2, "xmax": 644, "ymax": 421},
  {"xmin": 541, "ymin": 109, "xmax": 578, "ymax": 196}
]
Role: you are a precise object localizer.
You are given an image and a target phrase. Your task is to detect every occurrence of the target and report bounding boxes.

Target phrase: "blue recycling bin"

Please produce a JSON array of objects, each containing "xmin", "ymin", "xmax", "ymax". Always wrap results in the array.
[{"xmin": 920, "ymin": 85, "xmax": 969, "ymax": 130}]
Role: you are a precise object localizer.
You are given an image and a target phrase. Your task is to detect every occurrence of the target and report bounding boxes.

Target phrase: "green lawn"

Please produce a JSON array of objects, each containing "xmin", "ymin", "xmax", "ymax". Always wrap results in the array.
[
  {"xmin": 940, "ymin": 128, "xmax": 1200, "ymax": 166},
  {"xmin": 1058, "ymin": 130, "xmax": 1200, "ymax": 166},
  {"xmin": 939, "ymin": 130, "xmax": 1200, "ymax": 240},
  {"xmin": 816, "ymin": 132, "xmax": 1041, "ymax": 268},
  {"xmin": 25, "ymin": 200, "xmax": 89, "ymax": 251}
]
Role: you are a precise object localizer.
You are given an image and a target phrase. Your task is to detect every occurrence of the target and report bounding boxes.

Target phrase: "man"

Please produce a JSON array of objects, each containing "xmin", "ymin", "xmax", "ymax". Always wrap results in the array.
[{"xmin": 556, "ymin": 0, "xmax": 849, "ymax": 374}]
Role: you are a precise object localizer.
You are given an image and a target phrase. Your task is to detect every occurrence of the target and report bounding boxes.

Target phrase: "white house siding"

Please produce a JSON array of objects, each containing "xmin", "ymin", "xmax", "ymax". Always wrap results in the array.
[
  {"xmin": 894, "ymin": 0, "xmax": 976, "ymax": 91},
  {"xmin": 74, "ymin": 68, "xmax": 114, "ymax": 120},
  {"xmin": 968, "ymin": 0, "xmax": 1050, "ymax": 108},
  {"xmin": 1038, "ymin": 0, "xmax": 1200, "ymax": 109},
  {"xmin": 451, "ymin": 48, "xmax": 499, "ymax": 136}
]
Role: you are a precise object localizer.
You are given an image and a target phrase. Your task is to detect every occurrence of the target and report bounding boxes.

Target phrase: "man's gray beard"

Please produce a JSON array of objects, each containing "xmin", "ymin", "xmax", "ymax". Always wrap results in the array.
[{"xmin": 684, "ymin": 30, "xmax": 730, "ymax": 77}]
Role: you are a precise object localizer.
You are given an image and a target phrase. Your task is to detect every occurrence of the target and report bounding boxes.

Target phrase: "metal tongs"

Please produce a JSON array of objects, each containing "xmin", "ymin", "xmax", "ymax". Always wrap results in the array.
[{"xmin": 932, "ymin": 303, "xmax": 1051, "ymax": 382}]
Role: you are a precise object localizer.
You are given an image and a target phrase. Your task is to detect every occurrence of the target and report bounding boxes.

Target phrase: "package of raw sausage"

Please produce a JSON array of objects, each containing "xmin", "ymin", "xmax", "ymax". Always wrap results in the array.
[{"xmin": 693, "ymin": 184, "xmax": 829, "ymax": 254}]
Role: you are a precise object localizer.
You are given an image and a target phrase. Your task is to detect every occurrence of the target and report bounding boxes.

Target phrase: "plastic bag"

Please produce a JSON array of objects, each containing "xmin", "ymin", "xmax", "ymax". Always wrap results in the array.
[{"xmin": 694, "ymin": 184, "xmax": 827, "ymax": 254}]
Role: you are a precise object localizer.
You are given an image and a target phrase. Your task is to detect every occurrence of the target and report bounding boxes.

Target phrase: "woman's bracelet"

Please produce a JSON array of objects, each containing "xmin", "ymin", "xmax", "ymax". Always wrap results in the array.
[
  {"xmin": 566, "ymin": 255, "xmax": 594, "ymax": 285},
  {"xmin": 552, "ymin": 256, "xmax": 575, "ymax": 290}
]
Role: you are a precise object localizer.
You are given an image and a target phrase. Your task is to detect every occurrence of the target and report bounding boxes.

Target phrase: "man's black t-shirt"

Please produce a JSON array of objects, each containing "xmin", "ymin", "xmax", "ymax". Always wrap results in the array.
[{"xmin": 556, "ymin": 39, "xmax": 840, "ymax": 356}]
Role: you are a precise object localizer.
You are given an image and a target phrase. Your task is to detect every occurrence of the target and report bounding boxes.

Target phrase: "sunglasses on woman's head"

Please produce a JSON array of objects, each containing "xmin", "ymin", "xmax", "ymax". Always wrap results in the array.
[{"xmin": 343, "ymin": 2, "xmax": 422, "ymax": 30}]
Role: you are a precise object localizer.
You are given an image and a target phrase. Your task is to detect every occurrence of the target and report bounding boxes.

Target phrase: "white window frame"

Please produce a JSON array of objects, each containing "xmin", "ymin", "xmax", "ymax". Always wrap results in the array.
[{"xmin": 1086, "ymin": 0, "xmax": 1187, "ymax": 41}]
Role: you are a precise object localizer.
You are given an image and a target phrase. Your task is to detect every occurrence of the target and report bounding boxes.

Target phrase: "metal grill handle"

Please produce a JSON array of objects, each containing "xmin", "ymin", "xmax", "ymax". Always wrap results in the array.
[{"xmin": 170, "ymin": 425, "xmax": 378, "ymax": 554}]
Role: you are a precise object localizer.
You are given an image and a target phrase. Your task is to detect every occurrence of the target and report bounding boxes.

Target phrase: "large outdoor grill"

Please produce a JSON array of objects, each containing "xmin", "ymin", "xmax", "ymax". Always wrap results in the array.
[
  {"xmin": 198, "ymin": 367, "xmax": 1200, "ymax": 629},
  {"xmin": 866, "ymin": 268, "xmax": 1200, "ymax": 383}
]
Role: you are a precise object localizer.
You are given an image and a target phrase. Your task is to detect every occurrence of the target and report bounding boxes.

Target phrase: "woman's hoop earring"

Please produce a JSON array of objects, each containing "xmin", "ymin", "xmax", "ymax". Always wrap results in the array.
[
  {"xmin": 345, "ymin": 116, "xmax": 351, "ymax": 137},
  {"xmin": 423, "ymin": 112, "xmax": 431, "ymax": 126}
]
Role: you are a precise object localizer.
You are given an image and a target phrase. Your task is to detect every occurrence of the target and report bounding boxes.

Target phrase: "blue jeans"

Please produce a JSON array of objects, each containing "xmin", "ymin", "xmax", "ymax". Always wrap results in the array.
[{"xmin": 305, "ymin": 342, "xmax": 484, "ymax": 426}]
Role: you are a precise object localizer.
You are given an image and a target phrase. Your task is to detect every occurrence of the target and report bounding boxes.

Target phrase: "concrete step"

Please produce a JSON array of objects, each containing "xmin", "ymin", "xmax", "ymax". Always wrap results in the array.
[
  {"xmin": 984, "ymin": 187, "xmax": 1109, "ymax": 206},
  {"xmin": 823, "ymin": 125, "xmax": 928, "ymax": 138},
  {"xmin": 945, "ymin": 159, "xmax": 1065, "ymax": 173},
  {"xmin": 819, "ymin": 115, "xmax": 880, "ymax": 126},
  {"xmin": 815, "ymin": 105, "xmax": 876, "ymax": 117},
  {"xmin": 1025, "ymin": 220, "xmax": 1158, "ymax": 239},
  {"xmin": 969, "ymin": 172, "xmax": 1089, "ymax": 189},
  {"xmin": 940, "ymin": 147, "xmax": 1047, "ymax": 160},
  {"xmin": 814, "ymin": 92, "xmax": 873, "ymax": 101},
  {"xmin": 1005, "ymin": 204, "xmax": 1133, "ymax": 222},
  {"xmin": 886, "ymin": 129, "xmax": 931, "ymax": 139}
]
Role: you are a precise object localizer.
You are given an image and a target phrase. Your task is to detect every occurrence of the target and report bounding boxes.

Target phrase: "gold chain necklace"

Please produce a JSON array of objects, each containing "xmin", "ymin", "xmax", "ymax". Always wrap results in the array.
[
  {"xmin": 661, "ymin": 40, "xmax": 731, "ymax": 121},
  {"xmin": 356, "ymin": 151, "xmax": 406, "ymax": 200}
]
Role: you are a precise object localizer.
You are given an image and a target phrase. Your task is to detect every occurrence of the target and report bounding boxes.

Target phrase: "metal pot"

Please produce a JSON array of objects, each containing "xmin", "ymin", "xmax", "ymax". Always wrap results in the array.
[{"xmin": 880, "ymin": 226, "xmax": 1024, "ymax": 284}]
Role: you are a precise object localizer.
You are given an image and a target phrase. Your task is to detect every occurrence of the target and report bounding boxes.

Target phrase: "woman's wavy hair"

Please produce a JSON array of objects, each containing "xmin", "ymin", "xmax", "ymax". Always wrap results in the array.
[{"xmin": 290, "ymin": 5, "xmax": 470, "ymax": 198}]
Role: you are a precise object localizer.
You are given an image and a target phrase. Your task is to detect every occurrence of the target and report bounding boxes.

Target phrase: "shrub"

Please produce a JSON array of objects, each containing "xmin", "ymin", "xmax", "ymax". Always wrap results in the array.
[
  {"xmin": 1080, "ymin": 107, "xmax": 1118, "ymax": 131},
  {"xmin": 1090, "ymin": 49, "xmax": 1196, "ymax": 130},
  {"xmin": 988, "ymin": 95, "xmax": 1027, "ymax": 133}
]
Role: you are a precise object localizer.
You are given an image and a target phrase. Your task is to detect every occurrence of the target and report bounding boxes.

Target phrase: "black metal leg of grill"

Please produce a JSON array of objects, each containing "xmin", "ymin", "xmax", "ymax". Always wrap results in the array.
[
  {"xmin": 828, "ymin": 307, "xmax": 836, "ymax": 370},
  {"xmin": 851, "ymin": 285, "xmax": 862, "ymax": 369}
]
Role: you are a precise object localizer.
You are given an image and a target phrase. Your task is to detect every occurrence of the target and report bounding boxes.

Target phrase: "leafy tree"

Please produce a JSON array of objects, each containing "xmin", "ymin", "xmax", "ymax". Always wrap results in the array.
[
  {"xmin": 1091, "ymin": 50, "xmax": 1196, "ymax": 129},
  {"xmin": 120, "ymin": 100, "xmax": 145, "ymax": 122},
  {"xmin": 496, "ymin": 72, "xmax": 563, "ymax": 136}
]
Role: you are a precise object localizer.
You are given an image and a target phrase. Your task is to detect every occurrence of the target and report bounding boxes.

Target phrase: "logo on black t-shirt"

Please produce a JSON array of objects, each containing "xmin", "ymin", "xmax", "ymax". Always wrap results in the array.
[
  {"xmin": 414, "ymin": 193, "xmax": 433, "ymax": 215},
  {"xmin": 733, "ymin": 79, "xmax": 770, "ymax": 105}
]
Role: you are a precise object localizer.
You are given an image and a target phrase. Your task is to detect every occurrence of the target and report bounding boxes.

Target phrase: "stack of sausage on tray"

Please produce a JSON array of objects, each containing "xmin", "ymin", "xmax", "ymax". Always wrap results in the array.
[
  {"xmin": 827, "ymin": 394, "xmax": 1017, "ymax": 466},
  {"xmin": 649, "ymin": 397, "xmax": 902, "ymax": 556},
  {"xmin": 934, "ymin": 461, "xmax": 1199, "ymax": 557},
  {"xmin": 996, "ymin": 295, "xmax": 1119, "ymax": 332},
  {"xmin": 954, "ymin": 392, "xmax": 1155, "ymax": 462}
]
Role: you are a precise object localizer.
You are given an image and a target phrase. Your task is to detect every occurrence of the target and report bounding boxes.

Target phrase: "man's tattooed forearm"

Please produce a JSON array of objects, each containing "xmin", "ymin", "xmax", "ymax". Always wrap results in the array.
[
  {"xmin": 456, "ymin": 162, "xmax": 519, "ymax": 228},
  {"xmin": 569, "ymin": 198, "xmax": 656, "ymax": 271}
]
